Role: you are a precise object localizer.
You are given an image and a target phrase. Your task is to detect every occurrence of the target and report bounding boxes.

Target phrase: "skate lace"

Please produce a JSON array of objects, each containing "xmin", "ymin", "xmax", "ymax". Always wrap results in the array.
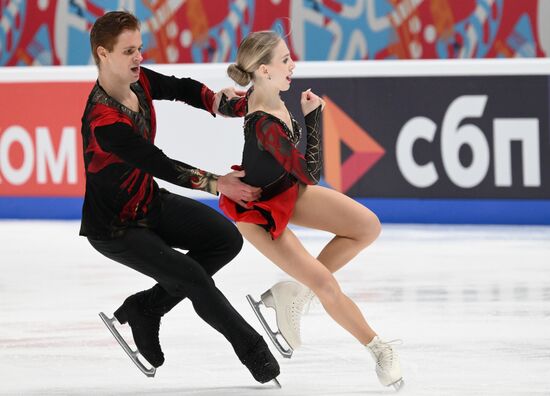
[
  {"xmin": 370, "ymin": 339, "xmax": 402, "ymax": 368},
  {"xmin": 302, "ymin": 291, "xmax": 318, "ymax": 315},
  {"xmin": 288, "ymin": 290, "xmax": 315, "ymax": 330}
]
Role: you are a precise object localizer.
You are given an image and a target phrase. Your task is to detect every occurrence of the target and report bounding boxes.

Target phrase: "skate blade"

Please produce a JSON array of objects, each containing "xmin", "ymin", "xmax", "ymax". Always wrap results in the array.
[
  {"xmin": 272, "ymin": 377, "xmax": 282, "ymax": 388},
  {"xmin": 246, "ymin": 294, "xmax": 293, "ymax": 359},
  {"xmin": 391, "ymin": 378, "xmax": 404, "ymax": 392},
  {"xmin": 99, "ymin": 312, "xmax": 157, "ymax": 378}
]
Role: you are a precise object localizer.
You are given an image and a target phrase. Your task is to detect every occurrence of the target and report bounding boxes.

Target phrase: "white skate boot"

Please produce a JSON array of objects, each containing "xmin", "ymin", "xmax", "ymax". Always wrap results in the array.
[
  {"xmin": 366, "ymin": 336, "xmax": 404, "ymax": 390},
  {"xmin": 247, "ymin": 281, "xmax": 315, "ymax": 358}
]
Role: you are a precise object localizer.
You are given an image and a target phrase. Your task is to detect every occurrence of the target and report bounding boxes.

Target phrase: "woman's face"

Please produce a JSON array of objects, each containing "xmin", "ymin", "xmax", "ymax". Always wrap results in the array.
[
  {"xmin": 264, "ymin": 39, "xmax": 295, "ymax": 91},
  {"xmin": 99, "ymin": 29, "xmax": 143, "ymax": 84}
]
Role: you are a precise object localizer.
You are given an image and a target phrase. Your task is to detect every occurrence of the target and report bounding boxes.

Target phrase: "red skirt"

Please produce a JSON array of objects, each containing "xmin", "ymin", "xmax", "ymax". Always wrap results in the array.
[{"xmin": 219, "ymin": 183, "xmax": 299, "ymax": 240}]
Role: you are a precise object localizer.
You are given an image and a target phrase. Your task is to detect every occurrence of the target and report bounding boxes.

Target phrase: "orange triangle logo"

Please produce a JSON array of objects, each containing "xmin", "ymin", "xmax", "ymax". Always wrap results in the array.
[{"xmin": 323, "ymin": 96, "xmax": 385, "ymax": 192}]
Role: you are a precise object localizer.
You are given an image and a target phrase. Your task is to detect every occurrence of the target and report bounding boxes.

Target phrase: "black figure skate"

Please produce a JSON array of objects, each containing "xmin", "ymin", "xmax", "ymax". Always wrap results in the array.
[
  {"xmin": 99, "ymin": 292, "xmax": 164, "ymax": 377},
  {"xmin": 241, "ymin": 337, "xmax": 282, "ymax": 388}
]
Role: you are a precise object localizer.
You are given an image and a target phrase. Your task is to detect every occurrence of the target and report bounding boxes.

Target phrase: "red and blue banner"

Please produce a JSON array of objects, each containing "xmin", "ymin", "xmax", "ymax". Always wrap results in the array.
[{"xmin": 1, "ymin": 0, "xmax": 548, "ymax": 66}]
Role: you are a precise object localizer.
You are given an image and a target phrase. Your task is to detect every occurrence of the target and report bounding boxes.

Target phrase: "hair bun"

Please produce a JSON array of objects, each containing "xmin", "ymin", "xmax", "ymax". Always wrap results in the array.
[{"xmin": 227, "ymin": 63, "xmax": 251, "ymax": 87}]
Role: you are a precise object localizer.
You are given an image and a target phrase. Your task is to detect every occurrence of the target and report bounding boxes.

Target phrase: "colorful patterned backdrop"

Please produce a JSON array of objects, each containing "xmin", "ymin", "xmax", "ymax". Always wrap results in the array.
[{"xmin": 0, "ymin": 0, "xmax": 548, "ymax": 66}]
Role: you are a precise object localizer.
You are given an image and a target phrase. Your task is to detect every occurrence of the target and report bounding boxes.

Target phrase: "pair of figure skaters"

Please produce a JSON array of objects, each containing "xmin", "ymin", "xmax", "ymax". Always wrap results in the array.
[{"xmin": 81, "ymin": 11, "xmax": 403, "ymax": 391}]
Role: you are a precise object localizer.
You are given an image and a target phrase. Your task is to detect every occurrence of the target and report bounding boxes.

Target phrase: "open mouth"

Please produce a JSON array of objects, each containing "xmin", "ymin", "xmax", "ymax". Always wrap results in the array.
[{"xmin": 131, "ymin": 66, "xmax": 140, "ymax": 74}]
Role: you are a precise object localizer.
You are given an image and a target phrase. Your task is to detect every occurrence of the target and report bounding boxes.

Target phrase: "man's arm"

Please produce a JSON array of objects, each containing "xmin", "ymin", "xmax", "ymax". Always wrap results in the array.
[
  {"xmin": 94, "ymin": 123, "xmax": 218, "ymax": 194},
  {"xmin": 94, "ymin": 123, "xmax": 260, "ymax": 201},
  {"xmin": 141, "ymin": 67, "xmax": 247, "ymax": 117},
  {"xmin": 141, "ymin": 66, "xmax": 216, "ymax": 114}
]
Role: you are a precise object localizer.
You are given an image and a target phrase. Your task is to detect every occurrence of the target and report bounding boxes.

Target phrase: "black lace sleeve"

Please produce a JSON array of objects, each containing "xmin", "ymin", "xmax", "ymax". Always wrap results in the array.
[
  {"xmin": 304, "ymin": 105, "xmax": 323, "ymax": 183},
  {"xmin": 217, "ymin": 93, "xmax": 247, "ymax": 117}
]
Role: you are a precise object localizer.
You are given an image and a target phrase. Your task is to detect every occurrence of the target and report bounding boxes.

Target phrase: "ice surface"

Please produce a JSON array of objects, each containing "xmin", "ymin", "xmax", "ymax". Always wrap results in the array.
[{"xmin": 1, "ymin": 221, "xmax": 549, "ymax": 395}]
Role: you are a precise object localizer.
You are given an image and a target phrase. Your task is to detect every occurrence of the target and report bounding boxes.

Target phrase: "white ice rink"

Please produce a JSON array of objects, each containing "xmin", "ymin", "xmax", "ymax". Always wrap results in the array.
[{"xmin": 1, "ymin": 221, "xmax": 549, "ymax": 395}]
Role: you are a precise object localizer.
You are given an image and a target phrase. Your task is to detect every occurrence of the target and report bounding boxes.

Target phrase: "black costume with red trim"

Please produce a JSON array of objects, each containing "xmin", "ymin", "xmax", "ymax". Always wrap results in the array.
[
  {"xmin": 218, "ymin": 90, "xmax": 323, "ymax": 239},
  {"xmin": 79, "ymin": 68, "xmax": 272, "ymax": 369},
  {"xmin": 80, "ymin": 66, "xmax": 217, "ymax": 239}
]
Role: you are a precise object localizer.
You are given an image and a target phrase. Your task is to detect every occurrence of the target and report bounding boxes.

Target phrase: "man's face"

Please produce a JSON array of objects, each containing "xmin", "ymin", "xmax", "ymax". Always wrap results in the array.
[{"xmin": 99, "ymin": 29, "xmax": 143, "ymax": 84}]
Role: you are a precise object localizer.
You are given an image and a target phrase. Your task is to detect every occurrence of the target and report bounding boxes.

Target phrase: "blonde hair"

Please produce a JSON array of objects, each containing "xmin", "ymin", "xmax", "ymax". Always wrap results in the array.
[{"xmin": 227, "ymin": 31, "xmax": 282, "ymax": 86}]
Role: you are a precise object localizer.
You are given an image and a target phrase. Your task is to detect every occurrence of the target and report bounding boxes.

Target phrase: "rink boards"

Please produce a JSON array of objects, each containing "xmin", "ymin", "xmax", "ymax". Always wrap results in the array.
[{"xmin": 0, "ymin": 60, "xmax": 549, "ymax": 223}]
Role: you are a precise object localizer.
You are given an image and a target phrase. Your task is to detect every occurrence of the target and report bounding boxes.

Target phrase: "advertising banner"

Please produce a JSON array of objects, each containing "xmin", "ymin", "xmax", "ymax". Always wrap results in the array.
[
  {"xmin": 1, "ymin": 61, "xmax": 549, "ymax": 223},
  {"xmin": 0, "ymin": 82, "xmax": 91, "ymax": 197},
  {"xmin": 284, "ymin": 75, "xmax": 549, "ymax": 199}
]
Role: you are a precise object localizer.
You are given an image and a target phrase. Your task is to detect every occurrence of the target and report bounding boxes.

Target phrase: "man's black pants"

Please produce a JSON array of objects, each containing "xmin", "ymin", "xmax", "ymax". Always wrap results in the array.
[{"xmin": 89, "ymin": 191, "xmax": 260, "ymax": 359}]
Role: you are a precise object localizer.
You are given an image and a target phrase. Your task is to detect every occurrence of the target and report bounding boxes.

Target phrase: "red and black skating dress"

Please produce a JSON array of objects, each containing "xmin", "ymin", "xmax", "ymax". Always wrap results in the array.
[{"xmin": 218, "ymin": 91, "xmax": 323, "ymax": 239}]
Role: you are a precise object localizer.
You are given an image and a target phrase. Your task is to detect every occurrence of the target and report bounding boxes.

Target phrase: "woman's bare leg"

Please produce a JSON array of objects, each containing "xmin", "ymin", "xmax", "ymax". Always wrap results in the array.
[
  {"xmin": 291, "ymin": 185, "xmax": 381, "ymax": 273},
  {"xmin": 237, "ymin": 222, "xmax": 376, "ymax": 345}
]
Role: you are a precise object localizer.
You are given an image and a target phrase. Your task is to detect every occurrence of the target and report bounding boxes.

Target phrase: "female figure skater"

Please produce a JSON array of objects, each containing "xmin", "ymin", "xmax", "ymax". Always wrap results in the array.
[{"xmin": 218, "ymin": 31, "xmax": 403, "ymax": 390}]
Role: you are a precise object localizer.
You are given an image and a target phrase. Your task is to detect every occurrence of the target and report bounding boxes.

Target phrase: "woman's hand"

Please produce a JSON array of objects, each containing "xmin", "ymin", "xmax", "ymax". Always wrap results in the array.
[
  {"xmin": 213, "ymin": 87, "xmax": 246, "ymax": 115},
  {"xmin": 300, "ymin": 89, "xmax": 325, "ymax": 116}
]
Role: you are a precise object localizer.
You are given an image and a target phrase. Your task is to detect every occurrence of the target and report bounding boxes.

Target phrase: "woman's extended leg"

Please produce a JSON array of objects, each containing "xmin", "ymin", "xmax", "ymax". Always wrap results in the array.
[
  {"xmin": 291, "ymin": 185, "xmax": 381, "ymax": 273},
  {"xmin": 238, "ymin": 214, "xmax": 403, "ymax": 389},
  {"xmin": 237, "ymin": 222, "xmax": 376, "ymax": 345}
]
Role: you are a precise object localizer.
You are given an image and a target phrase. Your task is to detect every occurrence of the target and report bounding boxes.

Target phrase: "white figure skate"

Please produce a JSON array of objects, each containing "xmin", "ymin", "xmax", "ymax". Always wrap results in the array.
[
  {"xmin": 99, "ymin": 312, "xmax": 156, "ymax": 378},
  {"xmin": 366, "ymin": 336, "xmax": 404, "ymax": 391},
  {"xmin": 246, "ymin": 281, "xmax": 315, "ymax": 358}
]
